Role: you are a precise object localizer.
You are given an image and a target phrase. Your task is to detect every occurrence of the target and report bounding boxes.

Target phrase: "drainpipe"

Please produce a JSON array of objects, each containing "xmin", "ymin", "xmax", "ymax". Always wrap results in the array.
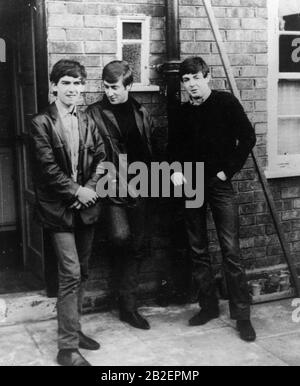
[{"xmin": 163, "ymin": 0, "xmax": 181, "ymax": 141}]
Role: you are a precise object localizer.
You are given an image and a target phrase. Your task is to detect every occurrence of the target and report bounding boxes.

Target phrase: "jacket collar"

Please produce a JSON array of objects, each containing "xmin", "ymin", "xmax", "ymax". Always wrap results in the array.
[
  {"xmin": 47, "ymin": 102, "xmax": 88, "ymax": 153},
  {"xmin": 100, "ymin": 95, "xmax": 144, "ymax": 137}
]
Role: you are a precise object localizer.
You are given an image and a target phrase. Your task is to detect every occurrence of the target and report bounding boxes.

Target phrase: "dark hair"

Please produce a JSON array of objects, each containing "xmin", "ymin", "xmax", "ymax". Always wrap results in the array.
[
  {"xmin": 50, "ymin": 59, "xmax": 87, "ymax": 85},
  {"xmin": 102, "ymin": 60, "xmax": 133, "ymax": 87},
  {"xmin": 179, "ymin": 57, "xmax": 210, "ymax": 79}
]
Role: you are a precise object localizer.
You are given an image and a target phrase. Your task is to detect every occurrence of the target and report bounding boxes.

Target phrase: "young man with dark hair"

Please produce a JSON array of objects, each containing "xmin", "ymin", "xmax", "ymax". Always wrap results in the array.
[
  {"xmin": 30, "ymin": 59, "xmax": 106, "ymax": 366},
  {"xmin": 170, "ymin": 56, "xmax": 257, "ymax": 342},
  {"xmin": 87, "ymin": 60, "xmax": 158, "ymax": 330}
]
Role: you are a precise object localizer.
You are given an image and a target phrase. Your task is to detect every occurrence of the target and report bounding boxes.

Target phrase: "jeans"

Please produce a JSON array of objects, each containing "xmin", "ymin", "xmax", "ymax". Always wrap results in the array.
[
  {"xmin": 51, "ymin": 223, "xmax": 95, "ymax": 350},
  {"xmin": 185, "ymin": 176, "xmax": 250, "ymax": 320},
  {"xmin": 107, "ymin": 199, "xmax": 147, "ymax": 311}
]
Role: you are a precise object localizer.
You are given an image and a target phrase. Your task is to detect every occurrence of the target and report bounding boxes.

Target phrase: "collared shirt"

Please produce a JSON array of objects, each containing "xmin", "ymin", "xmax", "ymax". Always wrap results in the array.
[{"xmin": 56, "ymin": 100, "xmax": 79, "ymax": 182}]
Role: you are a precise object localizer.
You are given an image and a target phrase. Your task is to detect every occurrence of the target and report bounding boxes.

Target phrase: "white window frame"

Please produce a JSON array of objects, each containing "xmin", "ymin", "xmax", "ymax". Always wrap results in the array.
[
  {"xmin": 266, "ymin": 0, "xmax": 300, "ymax": 178},
  {"xmin": 117, "ymin": 15, "xmax": 159, "ymax": 92}
]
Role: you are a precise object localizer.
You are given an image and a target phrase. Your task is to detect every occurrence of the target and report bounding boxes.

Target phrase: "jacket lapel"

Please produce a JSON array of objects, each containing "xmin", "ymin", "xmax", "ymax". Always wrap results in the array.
[
  {"xmin": 77, "ymin": 109, "xmax": 88, "ymax": 149},
  {"xmin": 133, "ymin": 102, "xmax": 152, "ymax": 153},
  {"xmin": 101, "ymin": 108, "xmax": 122, "ymax": 137},
  {"xmin": 133, "ymin": 105, "xmax": 144, "ymax": 138},
  {"xmin": 48, "ymin": 103, "xmax": 73, "ymax": 173}
]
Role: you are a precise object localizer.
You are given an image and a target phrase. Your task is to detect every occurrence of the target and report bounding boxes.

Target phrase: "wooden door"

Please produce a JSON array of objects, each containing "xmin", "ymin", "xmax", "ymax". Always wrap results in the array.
[{"xmin": 13, "ymin": 2, "xmax": 44, "ymax": 279}]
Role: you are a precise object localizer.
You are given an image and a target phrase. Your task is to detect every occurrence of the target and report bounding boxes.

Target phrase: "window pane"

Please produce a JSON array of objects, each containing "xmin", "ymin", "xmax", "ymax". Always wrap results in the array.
[
  {"xmin": 278, "ymin": 80, "xmax": 300, "ymax": 115},
  {"xmin": 122, "ymin": 44, "xmax": 141, "ymax": 83},
  {"xmin": 123, "ymin": 23, "xmax": 142, "ymax": 40},
  {"xmin": 279, "ymin": 0, "xmax": 300, "ymax": 31},
  {"xmin": 279, "ymin": 35, "xmax": 300, "ymax": 72},
  {"xmin": 278, "ymin": 118, "xmax": 300, "ymax": 154}
]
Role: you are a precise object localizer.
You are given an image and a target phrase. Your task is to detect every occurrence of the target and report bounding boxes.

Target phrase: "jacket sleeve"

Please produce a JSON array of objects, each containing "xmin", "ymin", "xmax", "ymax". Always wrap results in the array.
[
  {"xmin": 30, "ymin": 116, "xmax": 80, "ymax": 201},
  {"xmin": 222, "ymin": 95, "xmax": 257, "ymax": 179},
  {"xmin": 84, "ymin": 116, "xmax": 106, "ymax": 191}
]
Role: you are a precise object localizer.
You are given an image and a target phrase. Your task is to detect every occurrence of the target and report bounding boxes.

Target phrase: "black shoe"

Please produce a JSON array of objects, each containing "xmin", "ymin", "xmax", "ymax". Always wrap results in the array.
[
  {"xmin": 189, "ymin": 308, "xmax": 220, "ymax": 326},
  {"xmin": 120, "ymin": 310, "xmax": 151, "ymax": 330},
  {"xmin": 57, "ymin": 349, "xmax": 91, "ymax": 366},
  {"xmin": 236, "ymin": 320, "xmax": 256, "ymax": 342},
  {"xmin": 78, "ymin": 331, "xmax": 100, "ymax": 351}
]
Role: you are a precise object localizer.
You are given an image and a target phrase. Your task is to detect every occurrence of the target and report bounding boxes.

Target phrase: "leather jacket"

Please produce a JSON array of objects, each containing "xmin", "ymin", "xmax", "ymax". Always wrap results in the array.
[
  {"xmin": 87, "ymin": 96, "xmax": 161, "ymax": 205},
  {"xmin": 29, "ymin": 103, "xmax": 106, "ymax": 231}
]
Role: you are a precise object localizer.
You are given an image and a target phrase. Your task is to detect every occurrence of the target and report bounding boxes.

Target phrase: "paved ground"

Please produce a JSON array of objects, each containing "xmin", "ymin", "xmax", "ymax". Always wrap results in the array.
[{"xmin": 0, "ymin": 299, "xmax": 299, "ymax": 366}]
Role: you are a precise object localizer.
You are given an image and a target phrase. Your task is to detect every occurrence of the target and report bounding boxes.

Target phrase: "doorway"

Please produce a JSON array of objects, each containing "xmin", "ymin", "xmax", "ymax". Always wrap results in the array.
[
  {"xmin": 0, "ymin": 0, "xmax": 48, "ymax": 294},
  {"xmin": 0, "ymin": 30, "xmax": 20, "ymax": 270}
]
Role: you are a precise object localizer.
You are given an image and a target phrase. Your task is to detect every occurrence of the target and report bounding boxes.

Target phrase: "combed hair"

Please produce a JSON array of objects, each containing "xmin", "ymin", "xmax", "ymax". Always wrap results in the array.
[
  {"xmin": 50, "ymin": 59, "xmax": 87, "ymax": 85},
  {"xmin": 102, "ymin": 60, "xmax": 133, "ymax": 87},
  {"xmin": 179, "ymin": 57, "xmax": 210, "ymax": 79}
]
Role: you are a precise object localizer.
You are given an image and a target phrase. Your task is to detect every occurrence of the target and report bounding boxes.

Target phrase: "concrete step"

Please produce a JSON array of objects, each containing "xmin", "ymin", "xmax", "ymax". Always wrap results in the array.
[{"xmin": 0, "ymin": 290, "xmax": 107, "ymax": 326}]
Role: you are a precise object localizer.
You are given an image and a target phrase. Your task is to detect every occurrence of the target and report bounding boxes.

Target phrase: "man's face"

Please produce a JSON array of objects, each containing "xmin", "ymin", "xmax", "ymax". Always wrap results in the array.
[
  {"xmin": 103, "ymin": 77, "xmax": 130, "ymax": 105},
  {"xmin": 52, "ymin": 76, "xmax": 83, "ymax": 108},
  {"xmin": 182, "ymin": 71, "xmax": 211, "ymax": 99}
]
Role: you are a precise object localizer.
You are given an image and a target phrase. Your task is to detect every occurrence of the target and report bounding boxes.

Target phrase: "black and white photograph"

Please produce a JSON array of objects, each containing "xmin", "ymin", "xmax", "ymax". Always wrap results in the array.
[{"xmin": 0, "ymin": 0, "xmax": 300, "ymax": 368}]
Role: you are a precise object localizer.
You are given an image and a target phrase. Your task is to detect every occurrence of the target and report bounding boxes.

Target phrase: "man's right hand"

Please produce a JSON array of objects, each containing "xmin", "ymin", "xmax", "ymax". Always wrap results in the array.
[
  {"xmin": 171, "ymin": 172, "xmax": 187, "ymax": 187},
  {"xmin": 76, "ymin": 186, "xmax": 99, "ymax": 206}
]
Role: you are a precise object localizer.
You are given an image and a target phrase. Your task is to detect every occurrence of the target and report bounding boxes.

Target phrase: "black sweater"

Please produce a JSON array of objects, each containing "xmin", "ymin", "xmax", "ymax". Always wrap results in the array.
[
  {"xmin": 111, "ymin": 99, "xmax": 150, "ymax": 163},
  {"xmin": 169, "ymin": 90, "xmax": 256, "ymax": 179}
]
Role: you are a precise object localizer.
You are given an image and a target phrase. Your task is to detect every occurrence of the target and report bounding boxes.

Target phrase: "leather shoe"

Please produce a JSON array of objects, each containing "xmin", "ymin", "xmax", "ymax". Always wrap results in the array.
[
  {"xmin": 120, "ymin": 310, "xmax": 150, "ymax": 330},
  {"xmin": 237, "ymin": 320, "xmax": 256, "ymax": 342},
  {"xmin": 57, "ymin": 349, "xmax": 91, "ymax": 366},
  {"xmin": 78, "ymin": 331, "xmax": 100, "ymax": 351},
  {"xmin": 189, "ymin": 308, "xmax": 220, "ymax": 326}
]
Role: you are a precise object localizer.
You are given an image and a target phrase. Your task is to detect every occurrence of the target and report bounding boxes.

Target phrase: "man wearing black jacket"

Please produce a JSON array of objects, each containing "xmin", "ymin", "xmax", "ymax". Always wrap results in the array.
[
  {"xmin": 170, "ymin": 56, "xmax": 257, "ymax": 342},
  {"xmin": 87, "ymin": 61, "xmax": 160, "ymax": 330},
  {"xmin": 30, "ymin": 60, "xmax": 106, "ymax": 366}
]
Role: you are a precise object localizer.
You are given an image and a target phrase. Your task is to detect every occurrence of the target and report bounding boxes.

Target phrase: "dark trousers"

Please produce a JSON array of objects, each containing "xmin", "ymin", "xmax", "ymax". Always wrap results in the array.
[
  {"xmin": 51, "ymin": 223, "xmax": 95, "ymax": 350},
  {"xmin": 107, "ymin": 199, "xmax": 147, "ymax": 311},
  {"xmin": 185, "ymin": 177, "xmax": 250, "ymax": 320}
]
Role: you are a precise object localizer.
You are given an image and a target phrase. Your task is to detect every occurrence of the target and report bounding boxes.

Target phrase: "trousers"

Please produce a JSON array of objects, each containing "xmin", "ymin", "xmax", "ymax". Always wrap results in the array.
[
  {"xmin": 185, "ymin": 176, "xmax": 250, "ymax": 320},
  {"xmin": 107, "ymin": 199, "xmax": 147, "ymax": 311},
  {"xmin": 51, "ymin": 223, "xmax": 95, "ymax": 349}
]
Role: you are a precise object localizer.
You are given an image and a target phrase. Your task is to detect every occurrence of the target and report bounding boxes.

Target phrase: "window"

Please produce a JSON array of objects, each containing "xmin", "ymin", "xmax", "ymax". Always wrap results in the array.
[
  {"xmin": 117, "ymin": 16, "xmax": 158, "ymax": 92},
  {"xmin": 0, "ymin": 38, "xmax": 6, "ymax": 62},
  {"xmin": 267, "ymin": 0, "xmax": 300, "ymax": 178}
]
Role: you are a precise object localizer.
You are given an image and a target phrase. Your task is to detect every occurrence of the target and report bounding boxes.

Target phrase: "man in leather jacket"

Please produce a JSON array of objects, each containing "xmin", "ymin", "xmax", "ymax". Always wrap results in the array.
[
  {"xmin": 30, "ymin": 59, "xmax": 106, "ymax": 366},
  {"xmin": 87, "ymin": 61, "xmax": 160, "ymax": 331}
]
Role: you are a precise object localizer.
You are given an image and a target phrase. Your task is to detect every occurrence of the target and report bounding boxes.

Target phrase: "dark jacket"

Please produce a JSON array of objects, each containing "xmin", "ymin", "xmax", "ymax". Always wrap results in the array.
[
  {"xmin": 29, "ymin": 103, "xmax": 106, "ymax": 231},
  {"xmin": 169, "ymin": 91, "xmax": 256, "ymax": 179},
  {"xmin": 87, "ymin": 96, "xmax": 162, "ymax": 205}
]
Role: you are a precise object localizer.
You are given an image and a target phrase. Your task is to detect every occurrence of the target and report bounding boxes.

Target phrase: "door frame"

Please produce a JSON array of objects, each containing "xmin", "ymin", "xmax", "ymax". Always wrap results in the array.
[
  {"xmin": 34, "ymin": 0, "xmax": 49, "ymax": 111},
  {"xmin": 11, "ymin": 0, "xmax": 49, "ymax": 273}
]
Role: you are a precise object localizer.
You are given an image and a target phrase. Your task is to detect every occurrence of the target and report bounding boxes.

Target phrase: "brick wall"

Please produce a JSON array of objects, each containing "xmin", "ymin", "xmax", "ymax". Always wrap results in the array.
[
  {"xmin": 179, "ymin": 0, "xmax": 300, "ymax": 273},
  {"xmin": 45, "ymin": 0, "xmax": 300, "ymax": 303},
  {"xmin": 46, "ymin": 0, "xmax": 169, "ymax": 300}
]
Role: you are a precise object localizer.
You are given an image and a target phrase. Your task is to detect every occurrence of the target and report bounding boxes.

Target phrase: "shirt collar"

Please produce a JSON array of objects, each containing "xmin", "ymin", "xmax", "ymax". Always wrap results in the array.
[
  {"xmin": 189, "ymin": 89, "xmax": 212, "ymax": 106},
  {"xmin": 55, "ymin": 99, "xmax": 77, "ymax": 118}
]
